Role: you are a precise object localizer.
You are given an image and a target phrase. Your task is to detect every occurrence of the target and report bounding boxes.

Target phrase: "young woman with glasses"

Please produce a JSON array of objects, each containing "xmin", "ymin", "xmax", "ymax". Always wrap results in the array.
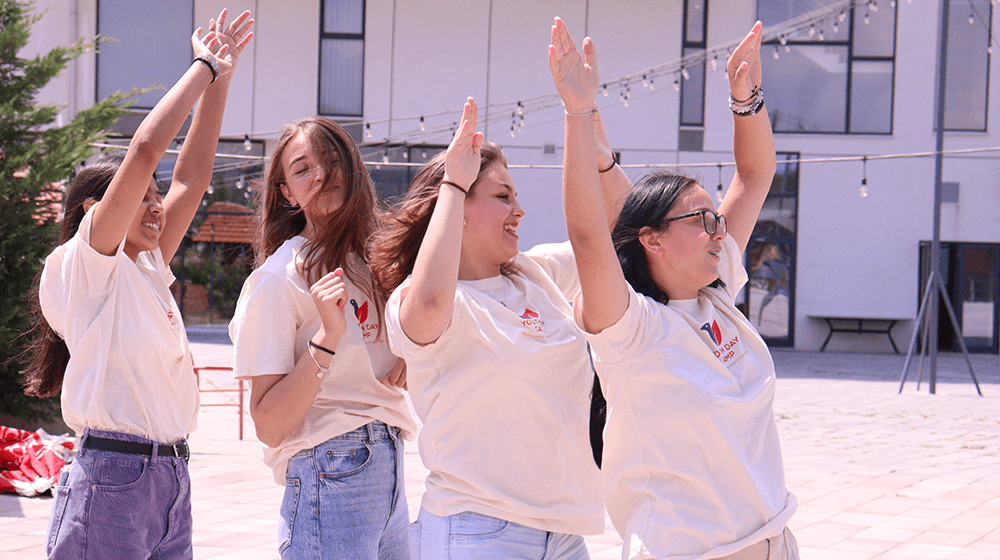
[{"xmin": 550, "ymin": 17, "xmax": 800, "ymax": 560}]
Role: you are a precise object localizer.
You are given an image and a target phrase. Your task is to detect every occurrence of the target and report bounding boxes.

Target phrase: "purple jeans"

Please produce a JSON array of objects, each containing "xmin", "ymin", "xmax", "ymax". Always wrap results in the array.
[{"xmin": 46, "ymin": 429, "xmax": 193, "ymax": 560}]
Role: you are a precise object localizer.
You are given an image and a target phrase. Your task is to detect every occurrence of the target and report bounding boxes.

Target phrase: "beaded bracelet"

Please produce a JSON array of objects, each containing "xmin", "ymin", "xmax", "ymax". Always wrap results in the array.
[
  {"xmin": 730, "ymin": 87, "xmax": 765, "ymax": 116},
  {"xmin": 193, "ymin": 55, "xmax": 218, "ymax": 83}
]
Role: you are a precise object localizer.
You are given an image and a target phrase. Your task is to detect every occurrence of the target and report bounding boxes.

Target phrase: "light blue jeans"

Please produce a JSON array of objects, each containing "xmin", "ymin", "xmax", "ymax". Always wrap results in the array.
[
  {"xmin": 409, "ymin": 508, "xmax": 591, "ymax": 560},
  {"xmin": 279, "ymin": 421, "xmax": 409, "ymax": 560}
]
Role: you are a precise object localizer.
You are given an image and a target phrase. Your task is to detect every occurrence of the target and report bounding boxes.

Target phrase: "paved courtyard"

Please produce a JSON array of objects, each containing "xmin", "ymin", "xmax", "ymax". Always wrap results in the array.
[{"xmin": 1, "ymin": 333, "xmax": 997, "ymax": 559}]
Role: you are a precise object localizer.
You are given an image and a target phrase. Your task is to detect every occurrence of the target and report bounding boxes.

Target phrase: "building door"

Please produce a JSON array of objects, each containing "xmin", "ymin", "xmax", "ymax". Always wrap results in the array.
[
  {"xmin": 743, "ymin": 153, "xmax": 798, "ymax": 347},
  {"xmin": 919, "ymin": 242, "xmax": 1000, "ymax": 353}
]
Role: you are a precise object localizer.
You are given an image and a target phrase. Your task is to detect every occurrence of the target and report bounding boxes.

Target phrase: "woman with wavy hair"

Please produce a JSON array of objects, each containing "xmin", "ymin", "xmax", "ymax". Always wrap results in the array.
[
  {"xmin": 229, "ymin": 114, "xmax": 415, "ymax": 559},
  {"xmin": 370, "ymin": 97, "xmax": 629, "ymax": 559}
]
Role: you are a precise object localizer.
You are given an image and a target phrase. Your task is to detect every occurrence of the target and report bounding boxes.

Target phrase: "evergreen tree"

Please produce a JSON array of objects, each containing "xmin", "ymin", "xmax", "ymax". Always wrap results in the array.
[{"xmin": 0, "ymin": 0, "xmax": 135, "ymax": 420}]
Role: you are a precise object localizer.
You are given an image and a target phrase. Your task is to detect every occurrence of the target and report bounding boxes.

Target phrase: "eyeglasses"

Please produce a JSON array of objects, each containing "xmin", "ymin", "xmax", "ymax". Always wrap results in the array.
[{"xmin": 660, "ymin": 209, "xmax": 727, "ymax": 235}]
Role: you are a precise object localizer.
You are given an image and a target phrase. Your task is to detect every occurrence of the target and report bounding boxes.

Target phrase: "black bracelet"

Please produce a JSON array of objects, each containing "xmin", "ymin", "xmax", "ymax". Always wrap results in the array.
[
  {"xmin": 192, "ymin": 55, "xmax": 218, "ymax": 83},
  {"xmin": 440, "ymin": 180, "xmax": 470, "ymax": 193},
  {"xmin": 599, "ymin": 160, "xmax": 616, "ymax": 173},
  {"xmin": 309, "ymin": 340, "xmax": 336, "ymax": 357}
]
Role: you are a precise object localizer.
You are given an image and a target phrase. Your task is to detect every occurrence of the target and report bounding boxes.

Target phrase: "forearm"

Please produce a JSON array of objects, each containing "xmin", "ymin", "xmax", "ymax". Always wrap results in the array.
[
  {"xmin": 160, "ymin": 75, "xmax": 233, "ymax": 260},
  {"xmin": 250, "ymin": 345, "xmax": 333, "ymax": 447},
  {"xmin": 599, "ymin": 161, "xmax": 631, "ymax": 228},
  {"xmin": 399, "ymin": 182, "xmax": 465, "ymax": 344},
  {"xmin": 732, "ymin": 106, "xmax": 776, "ymax": 189},
  {"xmin": 563, "ymin": 114, "xmax": 629, "ymax": 333}
]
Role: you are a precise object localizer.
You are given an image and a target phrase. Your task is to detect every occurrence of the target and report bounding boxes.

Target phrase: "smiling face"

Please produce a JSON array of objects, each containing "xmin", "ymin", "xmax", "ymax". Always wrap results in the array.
[
  {"xmin": 279, "ymin": 132, "xmax": 347, "ymax": 238},
  {"xmin": 123, "ymin": 177, "xmax": 164, "ymax": 261},
  {"xmin": 646, "ymin": 184, "xmax": 725, "ymax": 300},
  {"xmin": 459, "ymin": 162, "xmax": 526, "ymax": 279}
]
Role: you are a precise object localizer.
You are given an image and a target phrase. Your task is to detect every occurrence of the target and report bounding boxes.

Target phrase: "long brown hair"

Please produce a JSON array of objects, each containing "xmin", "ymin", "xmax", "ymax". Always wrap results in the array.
[
  {"xmin": 370, "ymin": 142, "xmax": 509, "ymax": 297},
  {"xmin": 22, "ymin": 153, "xmax": 125, "ymax": 398},
  {"xmin": 254, "ymin": 117, "xmax": 383, "ymax": 327}
]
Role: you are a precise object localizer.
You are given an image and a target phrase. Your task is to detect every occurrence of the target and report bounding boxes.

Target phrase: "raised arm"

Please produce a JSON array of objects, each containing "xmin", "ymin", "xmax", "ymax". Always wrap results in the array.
[
  {"xmin": 160, "ymin": 9, "xmax": 254, "ymax": 263},
  {"xmin": 88, "ymin": 26, "xmax": 234, "ymax": 257},
  {"xmin": 550, "ymin": 17, "xmax": 628, "ymax": 334},
  {"xmin": 717, "ymin": 21, "xmax": 776, "ymax": 254},
  {"xmin": 397, "ymin": 98, "xmax": 484, "ymax": 344}
]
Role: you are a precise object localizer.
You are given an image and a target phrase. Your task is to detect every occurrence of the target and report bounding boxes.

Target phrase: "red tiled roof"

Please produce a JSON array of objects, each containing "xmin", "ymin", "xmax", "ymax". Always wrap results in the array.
[{"xmin": 192, "ymin": 201, "xmax": 254, "ymax": 244}]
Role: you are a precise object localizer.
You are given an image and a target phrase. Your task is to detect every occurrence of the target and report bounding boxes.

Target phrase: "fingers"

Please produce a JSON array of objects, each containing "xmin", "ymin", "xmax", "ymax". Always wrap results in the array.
[
  {"xmin": 228, "ymin": 10, "xmax": 252, "ymax": 36},
  {"xmin": 311, "ymin": 269, "xmax": 348, "ymax": 309},
  {"xmin": 382, "ymin": 359, "xmax": 407, "ymax": 388},
  {"xmin": 582, "ymin": 36, "xmax": 598, "ymax": 74},
  {"xmin": 215, "ymin": 8, "xmax": 227, "ymax": 33}
]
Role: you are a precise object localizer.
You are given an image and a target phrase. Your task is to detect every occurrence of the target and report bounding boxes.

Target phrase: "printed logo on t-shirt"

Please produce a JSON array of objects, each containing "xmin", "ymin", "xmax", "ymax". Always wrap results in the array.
[
  {"xmin": 166, "ymin": 310, "xmax": 180, "ymax": 331},
  {"xmin": 350, "ymin": 298, "xmax": 377, "ymax": 342},
  {"xmin": 519, "ymin": 307, "xmax": 550, "ymax": 338},
  {"xmin": 700, "ymin": 321, "xmax": 723, "ymax": 345},
  {"xmin": 702, "ymin": 320, "xmax": 746, "ymax": 367}
]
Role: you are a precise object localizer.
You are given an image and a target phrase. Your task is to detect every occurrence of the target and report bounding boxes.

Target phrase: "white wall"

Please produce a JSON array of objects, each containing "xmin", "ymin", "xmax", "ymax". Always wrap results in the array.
[{"xmin": 23, "ymin": 0, "xmax": 1000, "ymax": 352}]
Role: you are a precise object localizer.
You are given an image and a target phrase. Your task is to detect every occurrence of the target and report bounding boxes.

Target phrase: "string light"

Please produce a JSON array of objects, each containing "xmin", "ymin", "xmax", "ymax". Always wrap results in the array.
[
  {"xmin": 243, "ymin": 134, "xmax": 252, "ymax": 151},
  {"xmin": 808, "ymin": 24, "xmax": 815, "ymax": 37},
  {"xmin": 648, "ymin": 77, "xmax": 655, "ymax": 90},
  {"xmin": 870, "ymin": 0, "xmax": 878, "ymax": 13},
  {"xmin": 602, "ymin": 84, "xmax": 609, "ymax": 97},
  {"xmin": 419, "ymin": 115, "xmax": 425, "ymax": 131},
  {"xmin": 969, "ymin": 12, "xmax": 976, "ymax": 25},
  {"xmin": 642, "ymin": 74, "xmax": 649, "ymax": 88},
  {"xmin": 681, "ymin": 67, "xmax": 690, "ymax": 80},
  {"xmin": 838, "ymin": 10, "xmax": 846, "ymax": 22},
  {"xmin": 711, "ymin": 55, "xmax": 718, "ymax": 71},
  {"xmin": 860, "ymin": 156, "xmax": 869, "ymax": 197},
  {"xmin": 365, "ymin": 122, "xmax": 371, "ymax": 138},
  {"xmin": 673, "ymin": 77, "xmax": 680, "ymax": 91},
  {"xmin": 833, "ymin": 21, "xmax": 839, "ymax": 34},
  {"xmin": 716, "ymin": 164, "xmax": 724, "ymax": 203},
  {"xmin": 382, "ymin": 149, "xmax": 389, "ymax": 164},
  {"xmin": 517, "ymin": 101, "xmax": 524, "ymax": 116},
  {"xmin": 773, "ymin": 44, "xmax": 780, "ymax": 59},
  {"xmin": 818, "ymin": 28, "xmax": 825, "ymax": 41},
  {"xmin": 864, "ymin": 12, "xmax": 870, "ymax": 25}
]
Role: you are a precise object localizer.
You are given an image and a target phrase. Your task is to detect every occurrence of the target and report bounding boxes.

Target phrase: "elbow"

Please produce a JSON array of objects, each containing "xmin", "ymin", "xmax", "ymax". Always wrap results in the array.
[
  {"xmin": 249, "ymin": 407, "xmax": 290, "ymax": 448},
  {"xmin": 127, "ymin": 133, "xmax": 164, "ymax": 170}
]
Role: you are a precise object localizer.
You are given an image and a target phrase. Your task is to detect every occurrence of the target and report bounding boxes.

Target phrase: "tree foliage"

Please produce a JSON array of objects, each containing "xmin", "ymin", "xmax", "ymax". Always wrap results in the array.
[{"xmin": 0, "ymin": 0, "xmax": 135, "ymax": 420}]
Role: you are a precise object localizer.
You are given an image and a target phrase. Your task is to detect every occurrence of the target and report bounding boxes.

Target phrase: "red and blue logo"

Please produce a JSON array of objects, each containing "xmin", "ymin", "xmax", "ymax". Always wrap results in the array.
[{"xmin": 700, "ymin": 320, "xmax": 723, "ymax": 346}]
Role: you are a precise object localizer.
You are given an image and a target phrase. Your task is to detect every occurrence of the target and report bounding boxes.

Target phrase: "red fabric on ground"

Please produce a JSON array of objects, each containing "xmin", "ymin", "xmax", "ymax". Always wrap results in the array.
[{"xmin": 0, "ymin": 426, "xmax": 74, "ymax": 497}]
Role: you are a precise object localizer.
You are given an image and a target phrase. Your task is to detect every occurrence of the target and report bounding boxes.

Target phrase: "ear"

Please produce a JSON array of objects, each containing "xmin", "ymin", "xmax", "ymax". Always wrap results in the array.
[
  {"xmin": 279, "ymin": 183, "xmax": 297, "ymax": 207},
  {"xmin": 637, "ymin": 226, "xmax": 665, "ymax": 256},
  {"xmin": 82, "ymin": 198, "xmax": 98, "ymax": 213}
]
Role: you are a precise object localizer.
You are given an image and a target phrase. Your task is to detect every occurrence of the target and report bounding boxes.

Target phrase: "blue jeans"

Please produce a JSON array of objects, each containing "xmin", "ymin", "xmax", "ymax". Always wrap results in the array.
[
  {"xmin": 279, "ymin": 421, "xmax": 409, "ymax": 560},
  {"xmin": 409, "ymin": 508, "xmax": 591, "ymax": 560},
  {"xmin": 45, "ymin": 429, "xmax": 193, "ymax": 560}
]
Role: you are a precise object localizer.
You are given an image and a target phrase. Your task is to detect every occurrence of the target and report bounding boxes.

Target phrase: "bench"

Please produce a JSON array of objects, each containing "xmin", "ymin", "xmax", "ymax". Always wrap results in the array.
[{"xmin": 809, "ymin": 316, "xmax": 907, "ymax": 354}]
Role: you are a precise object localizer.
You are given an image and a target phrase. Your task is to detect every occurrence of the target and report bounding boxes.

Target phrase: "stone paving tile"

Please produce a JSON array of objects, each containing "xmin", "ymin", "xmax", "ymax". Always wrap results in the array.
[{"xmin": 1, "ymin": 341, "xmax": 997, "ymax": 559}]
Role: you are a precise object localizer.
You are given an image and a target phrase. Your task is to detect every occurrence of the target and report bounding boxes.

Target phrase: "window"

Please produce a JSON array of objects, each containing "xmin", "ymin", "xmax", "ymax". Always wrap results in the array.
[
  {"xmin": 945, "ymin": 0, "xmax": 992, "ymax": 131},
  {"xmin": 97, "ymin": 0, "xmax": 193, "ymax": 109},
  {"xmin": 680, "ymin": 0, "xmax": 708, "ymax": 127},
  {"xmin": 758, "ymin": 1, "xmax": 897, "ymax": 134},
  {"xmin": 319, "ymin": 0, "xmax": 365, "ymax": 117},
  {"xmin": 744, "ymin": 153, "xmax": 799, "ymax": 347},
  {"xmin": 365, "ymin": 145, "xmax": 446, "ymax": 201}
]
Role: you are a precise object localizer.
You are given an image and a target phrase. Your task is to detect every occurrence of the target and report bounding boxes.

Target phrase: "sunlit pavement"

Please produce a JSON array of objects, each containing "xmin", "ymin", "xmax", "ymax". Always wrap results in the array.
[{"xmin": 2, "ymin": 331, "xmax": 997, "ymax": 559}]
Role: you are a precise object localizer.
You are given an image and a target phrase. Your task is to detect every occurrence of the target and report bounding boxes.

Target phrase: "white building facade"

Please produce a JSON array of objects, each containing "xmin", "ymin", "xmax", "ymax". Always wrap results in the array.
[{"xmin": 24, "ymin": 0, "xmax": 1000, "ymax": 353}]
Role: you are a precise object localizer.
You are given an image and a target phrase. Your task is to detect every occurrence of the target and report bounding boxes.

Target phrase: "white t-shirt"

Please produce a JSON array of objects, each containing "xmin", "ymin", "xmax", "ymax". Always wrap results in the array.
[
  {"xmin": 39, "ymin": 205, "xmax": 198, "ymax": 443},
  {"xmin": 384, "ymin": 242, "xmax": 604, "ymax": 536},
  {"xmin": 583, "ymin": 235, "xmax": 796, "ymax": 560},
  {"xmin": 229, "ymin": 236, "xmax": 417, "ymax": 484}
]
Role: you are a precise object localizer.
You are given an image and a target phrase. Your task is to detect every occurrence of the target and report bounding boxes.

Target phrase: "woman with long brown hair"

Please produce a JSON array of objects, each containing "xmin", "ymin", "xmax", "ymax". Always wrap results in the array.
[
  {"xmin": 229, "ymin": 115, "xmax": 415, "ymax": 559},
  {"xmin": 24, "ymin": 10, "xmax": 253, "ymax": 558},
  {"xmin": 370, "ymin": 98, "xmax": 628, "ymax": 559}
]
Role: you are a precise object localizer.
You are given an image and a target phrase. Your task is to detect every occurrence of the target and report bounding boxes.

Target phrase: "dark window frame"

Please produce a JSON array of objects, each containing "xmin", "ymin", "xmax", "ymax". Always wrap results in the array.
[{"xmin": 318, "ymin": 0, "xmax": 366, "ymax": 117}]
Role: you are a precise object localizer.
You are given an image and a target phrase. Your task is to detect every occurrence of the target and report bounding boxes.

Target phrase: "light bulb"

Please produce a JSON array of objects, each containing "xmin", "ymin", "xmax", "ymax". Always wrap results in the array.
[
  {"xmin": 681, "ymin": 67, "xmax": 690, "ymax": 80},
  {"xmin": 808, "ymin": 24, "xmax": 815, "ymax": 37},
  {"xmin": 773, "ymin": 46, "xmax": 780, "ymax": 59},
  {"xmin": 419, "ymin": 116, "xmax": 425, "ymax": 131},
  {"xmin": 365, "ymin": 123, "xmax": 371, "ymax": 138},
  {"xmin": 859, "ymin": 186, "xmax": 868, "ymax": 197},
  {"xmin": 243, "ymin": 134, "xmax": 252, "ymax": 151}
]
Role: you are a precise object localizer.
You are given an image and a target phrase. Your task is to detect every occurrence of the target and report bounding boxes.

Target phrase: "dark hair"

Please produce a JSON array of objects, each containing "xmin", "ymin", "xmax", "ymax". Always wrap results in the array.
[
  {"xmin": 254, "ymin": 117, "xmax": 384, "ymax": 332},
  {"xmin": 22, "ymin": 152, "xmax": 126, "ymax": 398},
  {"xmin": 369, "ymin": 142, "xmax": 510, "ymax": 297},
  {"xmin": 611, "ymin": 170, "xmax": 700, "ymax": 305}
]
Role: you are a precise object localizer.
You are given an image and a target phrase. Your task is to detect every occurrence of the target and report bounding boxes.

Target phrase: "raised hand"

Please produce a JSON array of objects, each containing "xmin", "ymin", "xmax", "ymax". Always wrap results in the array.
[
  {"xmin": 310, "ymin": 268, "xmax": 348, "ymax": 344},
  {"xmin": 548, "ymin": 16, "xmax": 599, "ymax": 115},
  {"xmin": 191, "ymin": 27, "xmax": 233, "ymax": 78},
  {"xmin": 443, "ymin": 97, "xmax": 484, "ymax": 191},
  {"xmin": 727, "ymin": 21, "xmax": 763, "ymax": 101},
  {"xmin": 209, "ymin": 8, "xmax": 255, "ymax": 73}
]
